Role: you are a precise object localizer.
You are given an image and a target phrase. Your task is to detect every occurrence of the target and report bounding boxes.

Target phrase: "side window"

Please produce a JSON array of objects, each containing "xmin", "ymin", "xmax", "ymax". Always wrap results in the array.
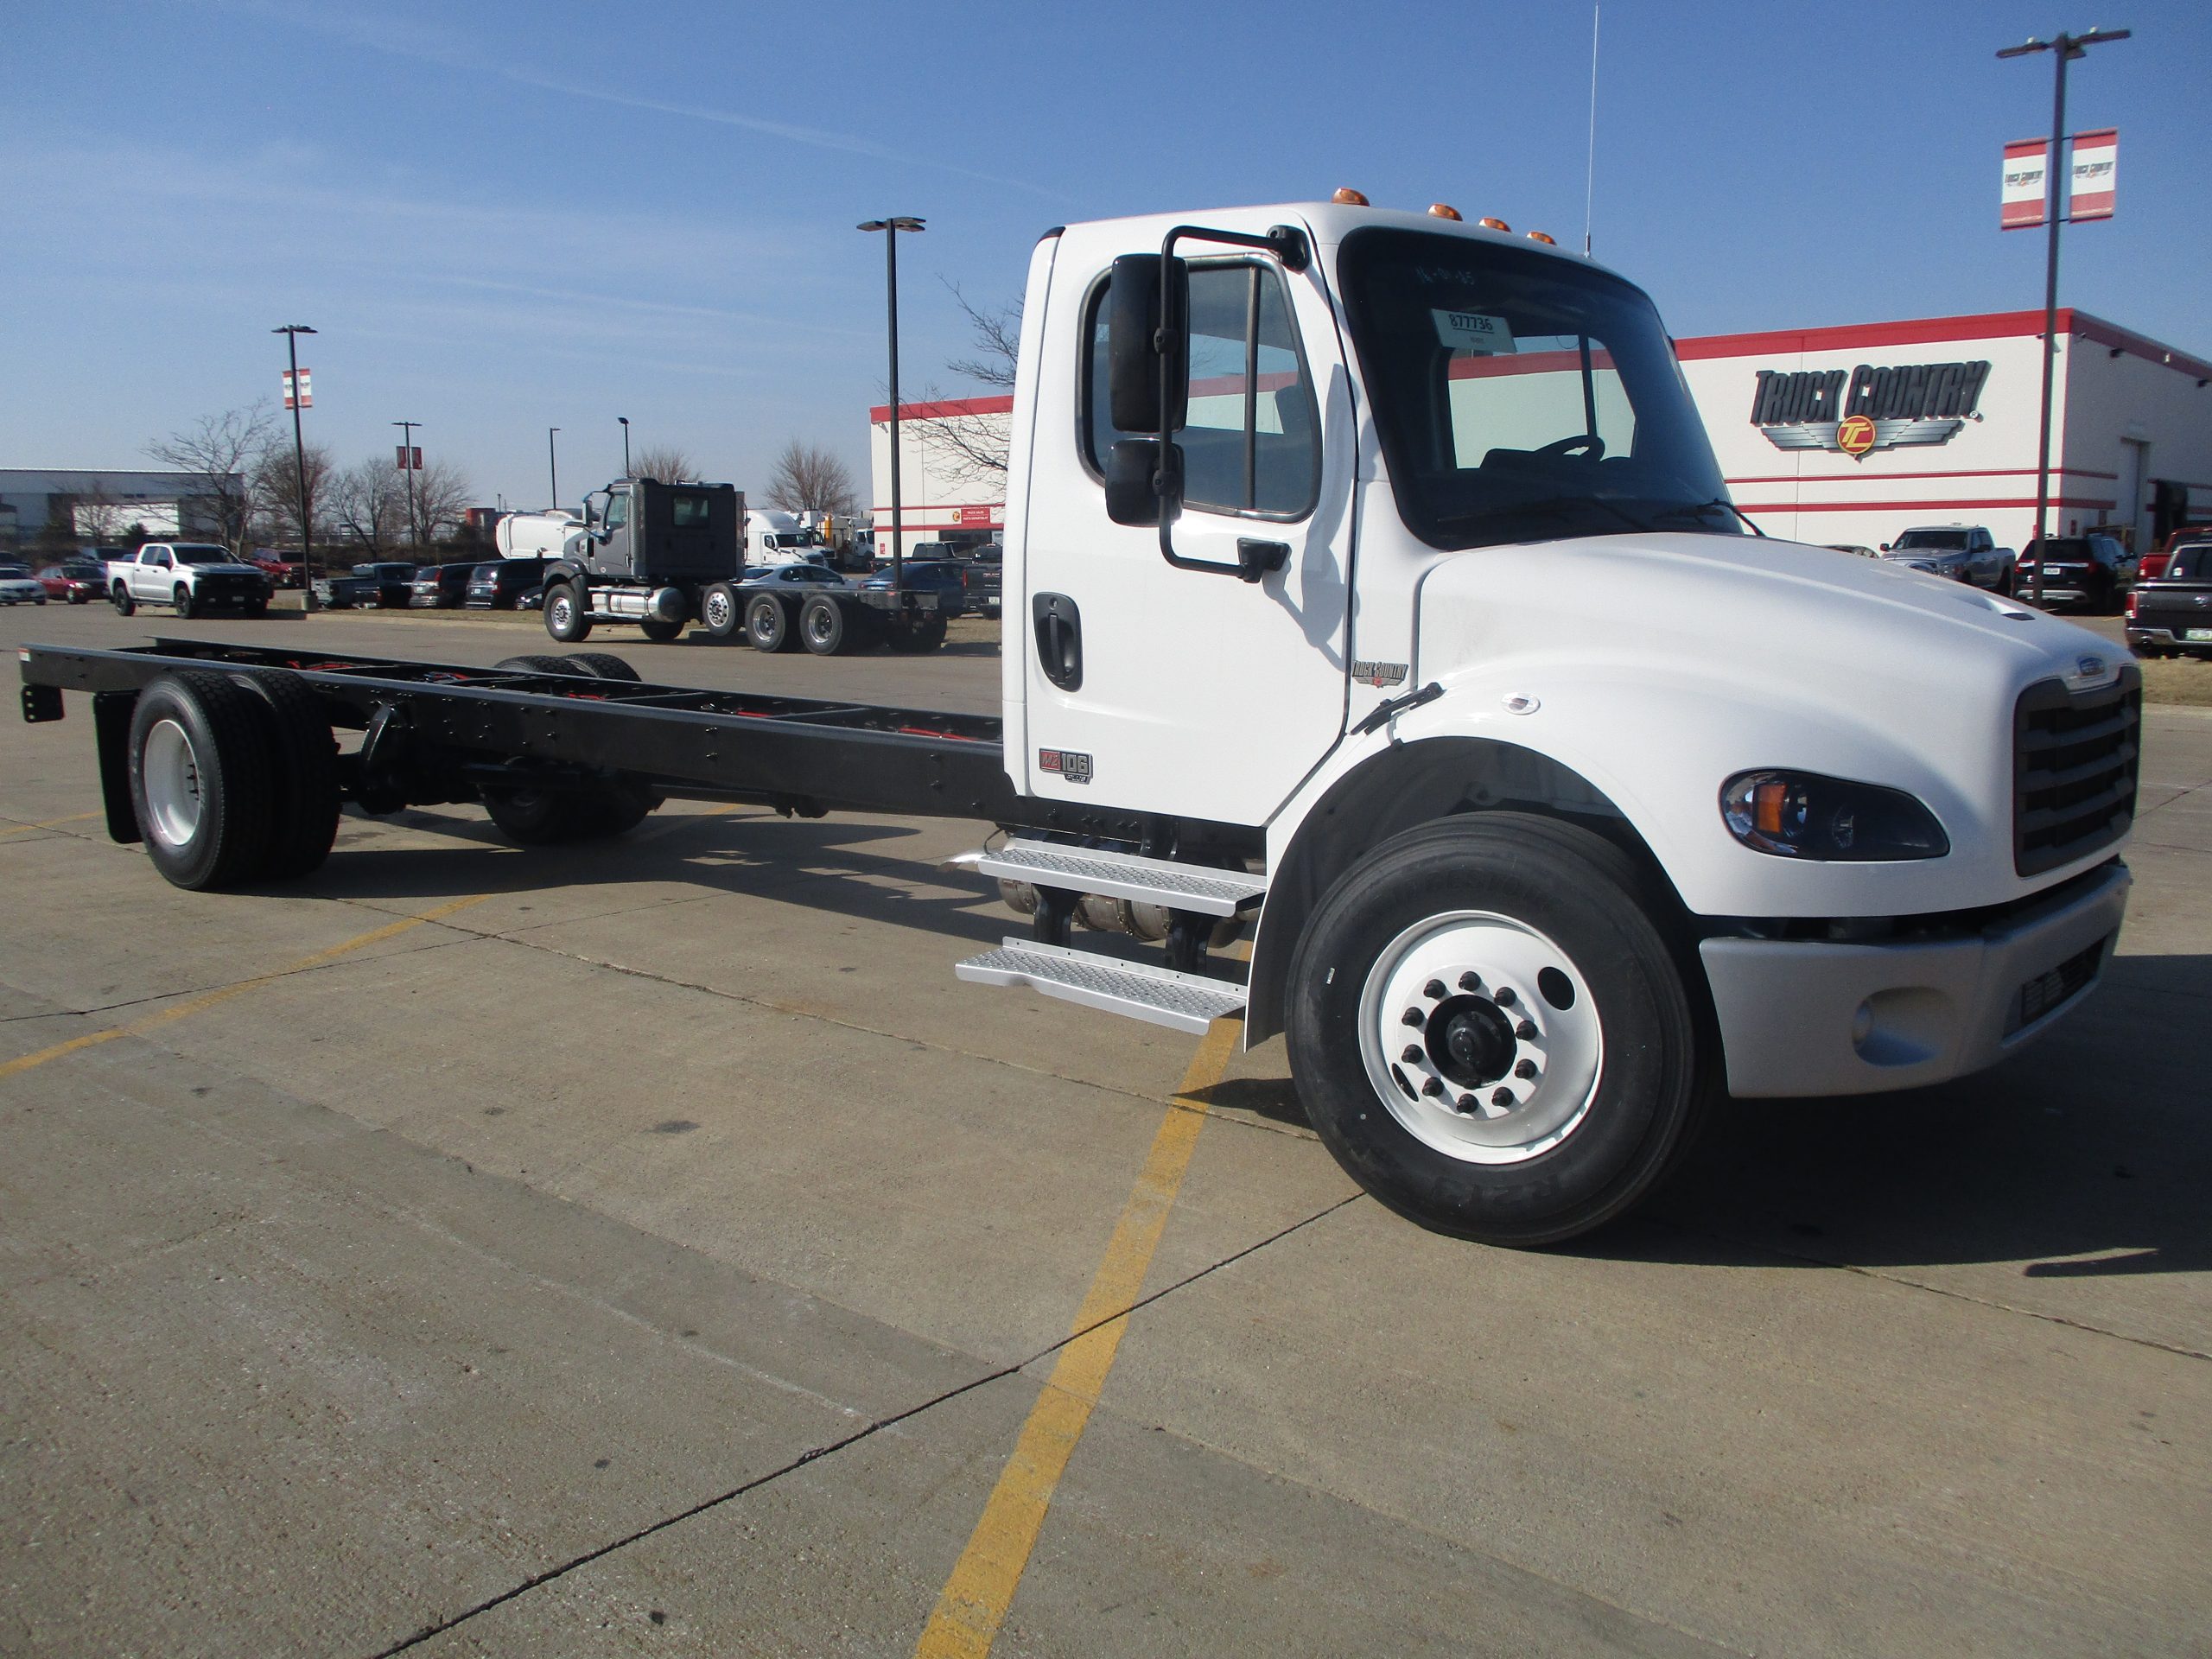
[
  {"xmin": 1087, "ymin": 261, "xmax": 1320, "ymax": 518},
  {"xmin": 604, "ymin": 492, "xmax": 629, "ymax": 531}
]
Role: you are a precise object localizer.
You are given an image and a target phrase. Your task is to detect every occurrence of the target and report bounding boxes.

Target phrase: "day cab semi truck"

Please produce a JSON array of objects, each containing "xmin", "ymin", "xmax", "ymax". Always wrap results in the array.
[{"xmin": 18, "ymin": 198, "xmax": 2139, "ymax": 1245}]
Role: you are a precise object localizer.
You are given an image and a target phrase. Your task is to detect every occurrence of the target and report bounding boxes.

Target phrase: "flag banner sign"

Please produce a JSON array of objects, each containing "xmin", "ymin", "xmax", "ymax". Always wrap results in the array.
[
  {"xmin": 2069, "ymin": 128, "xmax": 2117, "ymax": 221},
  {"xmin": 2001, "ymin": 138, "xmax": 2050, "ymax": 230},
  {"xmin": 282, "ymin": 368, "xmax": 313, "ymax": 410},
  {"xmin": 395, "ymin": 446, "xmax": 423, "ymax": 471}
]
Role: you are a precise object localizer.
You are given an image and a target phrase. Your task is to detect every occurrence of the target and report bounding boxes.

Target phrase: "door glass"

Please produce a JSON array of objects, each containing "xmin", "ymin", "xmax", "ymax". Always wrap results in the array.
[
  {"xmin": 1087, "ymin": 261, "xmax": 1320, "ymax": 518},
  {"xmin": 604, "ymin": 493, "xmax": 629, "ymax": 530}
]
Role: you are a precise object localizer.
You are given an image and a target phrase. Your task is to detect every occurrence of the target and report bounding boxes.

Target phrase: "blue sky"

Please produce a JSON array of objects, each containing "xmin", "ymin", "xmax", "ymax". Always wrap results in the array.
[{"xmin": 5, "ymin": 0, "xmax": 2206, "ymax": 511}]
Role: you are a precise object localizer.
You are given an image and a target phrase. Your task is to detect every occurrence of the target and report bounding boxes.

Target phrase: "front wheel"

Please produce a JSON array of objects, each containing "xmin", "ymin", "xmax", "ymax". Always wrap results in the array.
[
  {"xmin": 543, "ymin": 583, "xmax": 592, "ymax": 642},
  {"xmin": 1287, "ymin": 813, "xmax": 1707, "ymax": 1246},
  {"xmin": 111, "ymin": 584, "xmax": 135, "ymax": 616},
  {"xmin": 174, "ymin": 587, "xmax": 195, "ymax": 620},
  {"xmin": 699, "ymin": 581, "xmax": 742, "ymax": 640}
]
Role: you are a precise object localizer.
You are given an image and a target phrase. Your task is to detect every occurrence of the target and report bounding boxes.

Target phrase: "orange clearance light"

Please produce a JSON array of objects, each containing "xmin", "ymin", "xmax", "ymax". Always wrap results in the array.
[
  {"xmin": 1526, "ymin": 230, "xmax": 1557, "ymax": 245},
  {"xmin": 1332, "ymin": 187, "xmax": 1370, "ymax": 206},
  {"xmin": 1427, "ymin": 203, "xmax": 1463, "ymax": 220},
  {"xmin": 1477, "ymin": 216, "xmax": 1511, "ymax": 232},
  {"xmin": 1754, "ymin": 781, "xmax": 1788, "ymax": 837}
]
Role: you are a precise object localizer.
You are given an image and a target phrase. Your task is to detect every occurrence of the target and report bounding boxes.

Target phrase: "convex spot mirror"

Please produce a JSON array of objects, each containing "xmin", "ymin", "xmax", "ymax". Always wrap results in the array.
[
  {"xmin": 1104, "ymin": 439, "xmax": 1184, "ymax": 529},
  {"xmin": 1108, "ymin": 252, "xmax": 1189, "ymax": 436}
]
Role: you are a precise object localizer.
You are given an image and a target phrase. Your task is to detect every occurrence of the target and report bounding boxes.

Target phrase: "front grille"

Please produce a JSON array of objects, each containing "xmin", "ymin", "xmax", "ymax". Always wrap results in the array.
[
  {"xmin": 2007, "ymin": 935, "xmax": 2108, "ymax": 1035},
  {"xmin": 2013, "ymin": 669, "xmax": 2140, "ymax": 875}
]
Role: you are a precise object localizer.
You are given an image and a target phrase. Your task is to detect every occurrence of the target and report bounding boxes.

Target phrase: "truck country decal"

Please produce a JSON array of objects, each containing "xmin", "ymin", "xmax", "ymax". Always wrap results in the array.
[
  {"xmin": 1749, "ymin": 359, "xmax": 1991, "ymax": 459},
  {"xmin": 1351, "ymin": 660, "xmax": 1410, "ymax": 688},
  {"xmin": 1038, "ymin": 747, "xmax": 1092, "ymax": 785}
]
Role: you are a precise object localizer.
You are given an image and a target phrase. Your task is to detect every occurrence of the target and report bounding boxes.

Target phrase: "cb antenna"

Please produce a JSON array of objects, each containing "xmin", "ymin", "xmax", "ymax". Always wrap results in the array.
[{"xmin": 1584, "ymin": 2, "xmax": 1600, "ymax": 257}]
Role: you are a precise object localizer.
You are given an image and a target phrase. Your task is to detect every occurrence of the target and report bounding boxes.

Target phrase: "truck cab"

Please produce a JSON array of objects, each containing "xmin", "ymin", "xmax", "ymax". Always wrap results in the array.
[{"xmin": 541, "ymin": 476, "xmax": 743, "ymax": 642}]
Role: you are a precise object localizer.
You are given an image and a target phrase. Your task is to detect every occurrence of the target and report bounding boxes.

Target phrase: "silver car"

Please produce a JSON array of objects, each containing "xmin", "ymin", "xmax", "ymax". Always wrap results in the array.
[{"xmin": 0, "ymin": 563, "xmax": 48, "ymax": 606}]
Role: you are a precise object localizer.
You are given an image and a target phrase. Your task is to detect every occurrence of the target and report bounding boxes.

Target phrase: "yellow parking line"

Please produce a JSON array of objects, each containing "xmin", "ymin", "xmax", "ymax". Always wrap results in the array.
[
  {"xmin": 0, "ymin": 895, "xmax": 491, "ymax": 1082},
  {"xmin": 0, "ymin": 811, "xmax": 102, "ymax": 840},
  {"xmin": 915, "ymin": 1014, "xmax": 1242, "ymax": 1659}
]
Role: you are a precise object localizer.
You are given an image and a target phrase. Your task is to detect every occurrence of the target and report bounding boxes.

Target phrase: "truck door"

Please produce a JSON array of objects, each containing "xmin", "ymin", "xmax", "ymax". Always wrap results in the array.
[
  {"xmin": 591, "ymin": 486, "xmax": 634, "ymax": 577},
  {"xmin": 137, "ymin": 547, "xmax": 170, "ymax": 599},
  {"xmin": 1019, "ymin": 242, "xmax": 1353, "ymax": 828}
]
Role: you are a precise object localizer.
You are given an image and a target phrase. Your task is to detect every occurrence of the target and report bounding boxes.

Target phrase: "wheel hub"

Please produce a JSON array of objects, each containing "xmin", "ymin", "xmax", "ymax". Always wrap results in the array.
[
  {"xmin": 142, "ymin": 718, "xmax": 204, "ymax": 850},
  {"xmin": 1357, "ymin": 910, "xmax": 1604, "ymax": 1166}
]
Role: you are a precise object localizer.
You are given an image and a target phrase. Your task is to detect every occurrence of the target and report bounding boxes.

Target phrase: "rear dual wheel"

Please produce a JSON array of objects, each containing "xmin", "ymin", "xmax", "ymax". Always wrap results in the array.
[
  {"xmin": 1287, "ymin": 813, "xmax": 1708, "ymax": 1246},
  {"xmin": 747, "ymin": 594, "xmax": 793, "ymax": 652},
  {"xmin": 480, "ymin": 653, "xmax": 655, "ymax": 843},
  {"xmin": 800, "ymin": 594, "xmax": 848, "ymax": 655}
]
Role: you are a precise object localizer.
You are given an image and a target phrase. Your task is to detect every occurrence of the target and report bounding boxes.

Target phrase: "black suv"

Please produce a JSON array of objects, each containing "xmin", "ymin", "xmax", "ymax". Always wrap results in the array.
[
  {"xmin": 465, "ymin": 558, "xmax": 550, "ymax": 609},
  {"xmin": 2024, "ymin": 535, "xmax": 2133, "ymax": 613},
  {"xmin": 409, "ymin": 562, "xmax": 476, "ymax": 608}
]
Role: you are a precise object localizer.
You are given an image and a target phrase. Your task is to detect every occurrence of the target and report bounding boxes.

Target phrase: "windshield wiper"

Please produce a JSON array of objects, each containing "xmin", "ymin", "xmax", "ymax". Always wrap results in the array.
[{"xmin": 1648, "ymin": 497, "xmax": 1766, "ymax": 537}]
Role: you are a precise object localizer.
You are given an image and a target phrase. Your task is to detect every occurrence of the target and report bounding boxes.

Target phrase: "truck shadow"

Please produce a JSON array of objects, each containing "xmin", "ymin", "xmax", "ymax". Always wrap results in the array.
[
  {"xmin": 1611, "ymin": 949, "xmax": 2212, "ymax": 1279},
  {"xmin": 255, "ymin": 806, "xmax": 1014, "ymax": 948}
]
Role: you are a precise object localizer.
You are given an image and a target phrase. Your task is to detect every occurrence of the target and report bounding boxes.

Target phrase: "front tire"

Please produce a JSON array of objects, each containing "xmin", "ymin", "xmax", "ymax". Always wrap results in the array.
[
  {"xmin": 544, "ymin": 583, "xmax": 591, "ymax": 642},
  {"xmin": 699, "ymin": 582, "xmax": 742, "ymax": 640},
  {"xmin": 1287, "ymin": 813, "xmax": 1707, "ymax": 1246},
  {"xmin": 174, "ymin": 587, "xmax": 195, "ymax": 620}
]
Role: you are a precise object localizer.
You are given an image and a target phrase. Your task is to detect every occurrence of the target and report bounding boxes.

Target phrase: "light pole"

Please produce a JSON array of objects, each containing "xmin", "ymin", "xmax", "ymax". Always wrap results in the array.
[
  {"xmin": 858, "ymin": 216, "xmax": 925, "ymax": 594},
  {"xmin": 1997, "ymin": 25, "xmax": 2131, "ymax": 604},
  {"xmin": 618, "ymin": 416, "xmax": 631, "ymax": 476},
  {"xmin": 392, "ymin": 420, "xmax": 423, "ymax": 553},
  {"xmin": 548, "ymin": 427, "xmax": 561, "ymax": 512},
  {"xmin": 273, "ymin": 324, "xmax": 317, "ymax": 603}
]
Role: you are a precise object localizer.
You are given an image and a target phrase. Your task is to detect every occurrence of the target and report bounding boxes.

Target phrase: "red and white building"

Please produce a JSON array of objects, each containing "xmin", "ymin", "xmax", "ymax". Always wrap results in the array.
[{"xmin": 870, "ymin": 308, "xmax": 2212, "ymax": 555}]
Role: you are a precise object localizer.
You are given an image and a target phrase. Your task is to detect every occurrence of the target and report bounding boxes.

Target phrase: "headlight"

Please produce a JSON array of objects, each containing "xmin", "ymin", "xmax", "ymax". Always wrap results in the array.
[{"xmin": 1720, "ymin": 771, "xmax": 1949, "ymax": 861}]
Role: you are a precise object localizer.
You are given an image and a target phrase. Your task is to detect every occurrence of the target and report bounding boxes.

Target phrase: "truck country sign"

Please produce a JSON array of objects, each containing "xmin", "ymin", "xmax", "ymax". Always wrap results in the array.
[{"xmin": 1749, "ymin": 359, "xmax": 1992, "ymax": 458}]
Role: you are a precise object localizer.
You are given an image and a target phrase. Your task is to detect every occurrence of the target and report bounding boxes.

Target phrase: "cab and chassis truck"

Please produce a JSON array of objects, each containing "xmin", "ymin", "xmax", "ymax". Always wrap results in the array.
[{"xmin": 17, "ymin": 200, "xmax": 2140, "ymax": 1244}]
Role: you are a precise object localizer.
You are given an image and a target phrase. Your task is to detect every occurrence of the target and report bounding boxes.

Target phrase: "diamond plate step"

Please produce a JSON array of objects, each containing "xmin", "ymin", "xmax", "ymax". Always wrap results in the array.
[
  {"xmin": 955, "ymin": 938, "xmax": 1247, "ymax": 1035},
  {"xmin": 958, "ymin": 839, "xmax": 1265, "ymax": 918}
]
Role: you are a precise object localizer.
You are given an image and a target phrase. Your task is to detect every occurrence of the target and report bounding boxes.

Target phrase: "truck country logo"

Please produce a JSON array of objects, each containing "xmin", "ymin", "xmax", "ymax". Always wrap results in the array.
[{"xmin": 1749, "ymin": 359, "xmax": 1992, "ymax": 459}]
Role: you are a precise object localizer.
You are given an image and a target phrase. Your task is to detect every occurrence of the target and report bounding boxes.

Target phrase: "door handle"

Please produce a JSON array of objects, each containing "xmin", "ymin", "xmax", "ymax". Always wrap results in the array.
[{"xmin": 1033, "ymin": 592, "xmax": 1083, "ymax": 692}]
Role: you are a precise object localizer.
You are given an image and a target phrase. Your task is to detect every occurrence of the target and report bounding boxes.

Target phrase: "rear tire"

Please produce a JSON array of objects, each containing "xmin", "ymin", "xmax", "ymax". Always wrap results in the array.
[
  {"xmin": 243, "ymin": 671, "xmax": 340, "ymax": 880},
  {"xmin": 492, "ymin": 653, "xmax": 583, "ymax": 676},
  {"xmin": 700, "ymin": 582, "xmax": 742, "ymax": 640},
  {"xmin": 1286, "ymin": 813, "xmax": 1707, "ymax": 1247},
  {"xmin": 544, "ymin": 583, "xmax": 592, "ymax": 642},
  {"xmin": 483, "ymin": 779, "xmax": 653, "ymax": 843},
  {"xmin": 126, "ymin": 671, "xmax": 278, "ymax": 890},
  {"xmin": 563, "ymin": 652, "xmax": 641, "ymax": 683},
  {"xmin": 747, "ymin": 594, "xmax": 793, "ymax": 652},
  {"xmin": 799, "ymin": 594, "xmax": 848, "ymax": 655}
]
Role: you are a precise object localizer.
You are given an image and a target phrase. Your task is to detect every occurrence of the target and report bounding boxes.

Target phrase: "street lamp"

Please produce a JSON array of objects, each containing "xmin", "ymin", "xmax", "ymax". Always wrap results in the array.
[
  {"xmin": 618, "ymin": 416, "xmax": 631, "ymax": 476},
  {"xmin": 548, "ymin": 427, "xmax": 561, "ymax": 512},
  {"xmin": 858, "ymin": 215, "xmax": 925, "ymax": 594},
  {"xmin": 392, "ymin": 420, "xmax": 423, "ymax": 552},
  {"xmin": 1996, "ymin": 25, "xmax": 2131, "ymax": 603},
  {"xmin": 272, "ymin": 324, "xmax": 317, "ymax": 602}
]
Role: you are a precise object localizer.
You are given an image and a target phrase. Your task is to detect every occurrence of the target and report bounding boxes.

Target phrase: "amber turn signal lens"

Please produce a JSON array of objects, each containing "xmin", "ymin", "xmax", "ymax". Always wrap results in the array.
[
  {"xmin": 1332, "ymin": 187, "xmax": 1370, "ymax": 206},
  {"xmin": 1526, "ymin": 231, "xmax": 1557, "ymax": 245},
  {"xmin": 1427, "ymin": 203, "xmax": 1463, "ymax": 220},
  {"xmin": 1477, "ymin": 216, "xmax": 1511, "ymax": 232}
]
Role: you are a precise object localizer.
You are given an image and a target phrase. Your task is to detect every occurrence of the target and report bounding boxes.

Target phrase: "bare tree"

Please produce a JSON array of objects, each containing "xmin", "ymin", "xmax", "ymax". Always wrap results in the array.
[
  {"xmin": 251, "ymin": 441, "xmax": 334, "ymax": 549},
  {"xmin": 67, "ymin": 478, "xmax": 135, "ymax": 543},
  {"xmin": 763, "ymin": 440, "xmax": 858, "ymax": 518},
  {"xmin": 145, "ymin": 403, "xmax": 277, "ymax": 555},
  {"xmin": 410, "ymin": 459, "xmax": 475, "ymax": 549},
  {"xmin": 327, "ymin": 458, "xmax": 409, "ymax": 555},
  {"xmin": 630, "ymin": 444, "xmax": 697, "ymax": 484},
  {"xmin": 902, "ymin": 280, "xmax": 1022, "ymax": 486}
]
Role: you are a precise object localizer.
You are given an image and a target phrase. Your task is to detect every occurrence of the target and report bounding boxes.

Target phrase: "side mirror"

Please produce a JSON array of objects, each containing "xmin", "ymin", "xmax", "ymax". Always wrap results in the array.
[
  {"xmin": 1878, "ymin": 542, "xmax": 1891, "ymax": 552},
  {"xmin": 1108, "ymin": 253, "xmax": 1188, "ymax": 436},
  {"xmin": 1104, "ymin": 439, "xmax": 1182, "ymax": 527}
]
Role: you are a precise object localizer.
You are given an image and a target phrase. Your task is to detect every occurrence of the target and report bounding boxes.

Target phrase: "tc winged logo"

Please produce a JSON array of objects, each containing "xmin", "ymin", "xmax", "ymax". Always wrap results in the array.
[{"xmin": 1762, "ymin": 415, "xmax": 1965, "ymax": 458}]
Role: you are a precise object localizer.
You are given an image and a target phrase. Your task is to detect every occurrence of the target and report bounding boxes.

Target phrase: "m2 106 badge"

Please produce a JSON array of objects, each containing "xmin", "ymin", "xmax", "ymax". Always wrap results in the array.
[{"xmin": 1038, "ymin": 748, "xmax": 1093, "ymax": 785}]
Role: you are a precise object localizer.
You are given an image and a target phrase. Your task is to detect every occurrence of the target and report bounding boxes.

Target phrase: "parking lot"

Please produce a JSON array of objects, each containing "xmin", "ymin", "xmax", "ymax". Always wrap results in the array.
[{"xmin": 3, "ymin": 601, "xmax": 2208, "ymax": 1657}]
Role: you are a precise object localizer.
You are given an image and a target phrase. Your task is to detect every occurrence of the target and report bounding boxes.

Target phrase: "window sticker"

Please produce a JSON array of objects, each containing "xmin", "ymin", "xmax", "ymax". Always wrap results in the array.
[{"xmin": 1431, "ymin": 309, "xmax": 1516, "ymax": 354}]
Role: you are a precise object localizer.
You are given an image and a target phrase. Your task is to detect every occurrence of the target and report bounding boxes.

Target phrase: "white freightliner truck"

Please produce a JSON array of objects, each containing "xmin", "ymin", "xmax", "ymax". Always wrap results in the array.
[{"xmin": 18, "ymin": 200, "xmax": 2139, "ymax": 1244}]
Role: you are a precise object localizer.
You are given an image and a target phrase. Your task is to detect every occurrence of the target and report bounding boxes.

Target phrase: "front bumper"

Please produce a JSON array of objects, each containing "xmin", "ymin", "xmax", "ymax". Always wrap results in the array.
[{"xmin": 1698, "ymin": 862, "xmax": 2130, "ymax": 1098}]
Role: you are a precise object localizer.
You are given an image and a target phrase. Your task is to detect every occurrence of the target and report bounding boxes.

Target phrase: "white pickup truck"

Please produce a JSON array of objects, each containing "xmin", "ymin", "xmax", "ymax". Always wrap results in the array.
[
  {"xmin": 105, "ymin": 543, "xmax": 273, "ymax": 619},
  {"xmin": 23, "ymin": 197, "xmax": 2139, "ymax": 1245}
]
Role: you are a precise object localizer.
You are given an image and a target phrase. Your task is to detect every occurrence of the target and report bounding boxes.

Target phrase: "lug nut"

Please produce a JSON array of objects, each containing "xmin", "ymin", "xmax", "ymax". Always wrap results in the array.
[
  {"xmin": 1459, "ymin": 971, "xmax": 1482, "ymax": 992},
  {"xmin": 1402, "ymin": 1045, "xmax": 1423, "ymax": 1065},
  {"xmin": 1421, "ymin": 1077, "xmax": 1445, "ymax": 1096},
  {"xmin": 1515, "ymin": 1019, "xmax": 1538, "ymax": 1040},
  {"xmin": 1457, "ymin": 1094, "xmax": 1479, "ymax": 1113},
  {"xmin": 1423, "ymin": 978, "xmax": 1446, "ymax": 1000},
  {"xmin": 1493, "ymin": 986, "xmax": 1517, "ymax": 1007},
  {"xmin": 1491, "ymin": 1087, "xmax": 1514, "ymax": 1108},
  {"xmin": 1402, "ymin": 1007, "xmax": 1425, "ymax": 1027},
  {"xmin": 1514, "ymin": 1058, "xmax": 1538, "ymax": 1080}
]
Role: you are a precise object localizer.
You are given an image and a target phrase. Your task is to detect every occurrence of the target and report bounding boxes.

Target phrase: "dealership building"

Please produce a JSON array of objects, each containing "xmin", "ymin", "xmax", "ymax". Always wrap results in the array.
[{"xmin": 869, "ymin": 307, "xmax": 2212, "ymax": 554}]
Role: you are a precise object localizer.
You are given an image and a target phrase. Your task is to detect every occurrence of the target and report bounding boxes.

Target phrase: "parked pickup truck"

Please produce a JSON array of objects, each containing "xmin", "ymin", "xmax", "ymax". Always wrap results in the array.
[
  {"xmin": 21, "ymin": 195, "xmax": 2140, "ymax": 1248},
  {"xmin": 315, "ymin": 563, "xmax": 416, "ymax": 609},
  {"xmin": 1880, "ymin": 524, "xmax": 2013, "ymax": 591},
  {"xmin": 2126, "ymin": 541, "xmax": 2212, "ymax": 657},
  {"xmin": 106, "ymin": 543, "xmax": 272, "ymax": 618}
]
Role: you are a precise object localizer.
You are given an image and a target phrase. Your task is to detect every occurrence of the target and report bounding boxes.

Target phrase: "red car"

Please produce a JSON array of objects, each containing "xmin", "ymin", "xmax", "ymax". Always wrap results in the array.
[
  {"xmin": 249, "ymin": 551, "xmax": 306, "ymax": 588},
  {"xmin": 2141, "ymin": 523, "xmax": 2212, "ymax": 583},
  {"xmin": 36, "ymin": 559, "xmax": 107, "ymax": 603}
]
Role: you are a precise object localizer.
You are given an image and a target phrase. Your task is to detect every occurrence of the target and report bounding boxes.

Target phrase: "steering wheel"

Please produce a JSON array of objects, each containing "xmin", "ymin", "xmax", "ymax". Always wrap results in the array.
[{"xmin": 1534, "ymin": 434, "xmax": 1605, "ymax": 460}]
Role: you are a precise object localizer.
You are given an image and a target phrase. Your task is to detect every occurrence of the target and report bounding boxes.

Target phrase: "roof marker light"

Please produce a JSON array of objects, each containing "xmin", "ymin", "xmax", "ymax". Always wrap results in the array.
[
  {"xmin": 1526, "ymin": 231, "xmax": 1557, "ymax": 245},
  {"xmin": 1332, "ymin": 187, "xmax": 1370, "ymax": 206},
  {"xmin": 1427, "ymin": 203, "xmax": 1463, "ymax": 220},
  {"xmin": 1477, "ymin": 216, "xmax": 1511, "ymax": 232}
]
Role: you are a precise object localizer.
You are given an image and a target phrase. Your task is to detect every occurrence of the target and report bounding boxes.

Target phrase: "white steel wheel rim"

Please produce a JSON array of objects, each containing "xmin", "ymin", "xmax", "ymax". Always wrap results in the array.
[
  {"xmin": 1356, "ymin": 909, "xmax": 1604, "ymax": 1166},
  {"xmin": 549, "ymin": 593, "xmax": 574, "ymax": 630},
  {"xmin": 142, "ymin": 718, "xmax": 205, "ymax": 850},
  {"xmin": 703, "ymin": 589, "xmax": 732, "ymax": 630}
]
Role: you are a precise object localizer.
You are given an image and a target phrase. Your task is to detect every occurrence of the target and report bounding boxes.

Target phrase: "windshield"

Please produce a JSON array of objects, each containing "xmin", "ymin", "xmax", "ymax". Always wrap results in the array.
[
  {"xmin": 1895, "ymin": 530, "xmax": 1968, "ymax": 550},
  {"xmin": 174, "ymin": 545, "xmax": 239, "ymax": 565},
  {"xmin": 1338, "ymin": 227, "xmax": 1736, "ymax": 549},
  {"xmin": 2166, "ymin": 547, "xmax": 2207, "ymax": 581}
]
